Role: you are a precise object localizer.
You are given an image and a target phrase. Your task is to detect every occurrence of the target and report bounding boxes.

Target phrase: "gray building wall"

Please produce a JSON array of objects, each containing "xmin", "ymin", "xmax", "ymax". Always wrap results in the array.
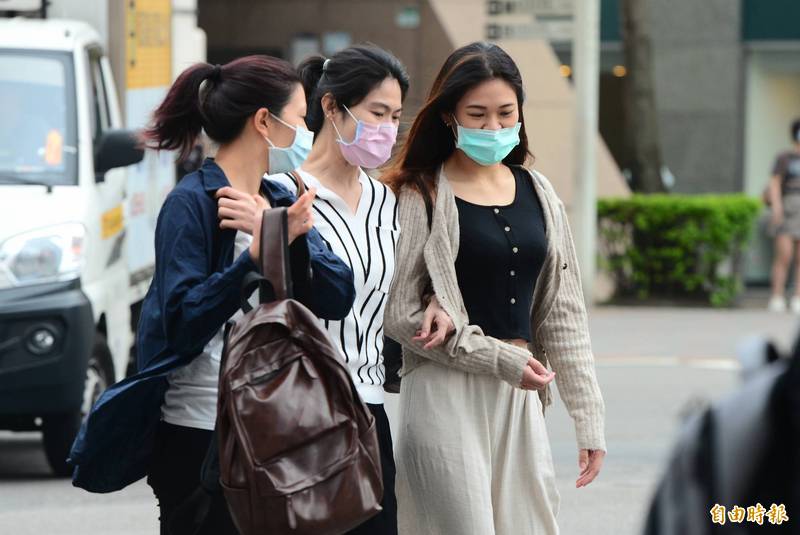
[{"xmin": 647, "ymin": 0, "xmax": 743, "ymax": 193}]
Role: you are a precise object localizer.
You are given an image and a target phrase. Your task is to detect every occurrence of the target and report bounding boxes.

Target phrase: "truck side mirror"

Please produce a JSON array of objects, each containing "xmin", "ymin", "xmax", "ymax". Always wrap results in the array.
[{"xmin": 94, "ymin": 129, "xmax": 145, "ymax": 183}]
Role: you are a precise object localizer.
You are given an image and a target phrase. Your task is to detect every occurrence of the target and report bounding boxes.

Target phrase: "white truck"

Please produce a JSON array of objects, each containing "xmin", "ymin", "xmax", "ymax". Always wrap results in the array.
[{"xmin": 0, "ymin": 0, "xmax": 204, "ymax": 475}]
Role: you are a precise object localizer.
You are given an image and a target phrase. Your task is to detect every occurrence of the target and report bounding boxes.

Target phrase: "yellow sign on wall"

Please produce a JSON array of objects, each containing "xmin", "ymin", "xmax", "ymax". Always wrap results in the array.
[
  {"xmin": 126, "ymin": 0, "xmax": 172, "ymax": 89},
  {"xmin": 101, "ymin": 205, "xmax": 125, "ymax": 239}
]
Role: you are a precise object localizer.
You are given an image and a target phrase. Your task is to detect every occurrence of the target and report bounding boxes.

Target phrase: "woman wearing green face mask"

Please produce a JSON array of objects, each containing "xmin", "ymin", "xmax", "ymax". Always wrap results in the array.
[{"xmin": 382, "ymin": 42, "xmax": 607, "ymax": 534}]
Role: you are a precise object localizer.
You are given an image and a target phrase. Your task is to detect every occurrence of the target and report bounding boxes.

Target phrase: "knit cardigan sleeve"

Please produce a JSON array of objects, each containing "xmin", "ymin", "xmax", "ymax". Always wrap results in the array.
[
  {"xmin": 384, "ymin": 187, "xmax": 531, "ymax": 387},
  {"xmin": 539, "ymin": 192, "xmax": 607, "ymax": 452}
]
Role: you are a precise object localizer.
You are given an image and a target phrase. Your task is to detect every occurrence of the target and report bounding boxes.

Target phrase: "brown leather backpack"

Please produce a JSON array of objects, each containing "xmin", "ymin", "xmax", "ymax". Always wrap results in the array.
[{"xmin": 217, "ymin": 205, "xmax": 383, "ymax": 535}]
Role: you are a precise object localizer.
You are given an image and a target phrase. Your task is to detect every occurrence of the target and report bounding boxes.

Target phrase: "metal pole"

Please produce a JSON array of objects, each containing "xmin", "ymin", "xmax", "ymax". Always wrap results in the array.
[{"xmin": 572, "ymin": 0, "xmax": 600, "ymax": 303}]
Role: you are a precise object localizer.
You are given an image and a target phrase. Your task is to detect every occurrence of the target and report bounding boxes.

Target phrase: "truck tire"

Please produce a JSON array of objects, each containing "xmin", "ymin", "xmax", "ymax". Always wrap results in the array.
[{"xmin": 42, "ymin": 333, "xmax": 114, "ymax": 477}]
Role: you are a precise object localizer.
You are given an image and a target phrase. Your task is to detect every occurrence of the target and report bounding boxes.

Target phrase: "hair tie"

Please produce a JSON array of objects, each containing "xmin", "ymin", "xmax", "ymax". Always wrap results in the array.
[
  {"xmin": 322, "ymin": 58, "xmax": 331, "ymax": 72},
  {"xmin": 210, "ymin": 64, "xmax": 222, "ymax": 81}
]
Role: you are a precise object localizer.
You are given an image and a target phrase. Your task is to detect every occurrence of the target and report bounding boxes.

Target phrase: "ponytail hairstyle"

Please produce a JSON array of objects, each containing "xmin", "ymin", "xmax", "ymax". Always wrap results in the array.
[
  {"xmin": 297, "ymin": 44, "xmax": 410, "ymax": 135},
  {"xmin": 382, "ymin": 42, "xmax": 532, "ymax": 199},
  {"xmin": 143, "ymin": 55, "xmax": 300, "ymax": 160}
]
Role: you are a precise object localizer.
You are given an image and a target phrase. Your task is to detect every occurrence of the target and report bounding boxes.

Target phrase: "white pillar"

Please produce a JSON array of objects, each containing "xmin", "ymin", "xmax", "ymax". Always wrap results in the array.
[
  {"xmin": 172, "ymin": 0, "xmax": 207, "ymax": 80},
  {"xmin": 571, "ymin": 0, "xmax": 600, "ymax": 303}
]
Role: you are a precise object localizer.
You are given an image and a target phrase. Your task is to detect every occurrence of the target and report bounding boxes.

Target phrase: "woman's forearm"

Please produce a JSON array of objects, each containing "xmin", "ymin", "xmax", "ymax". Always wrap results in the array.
[{"xmin": 770, "ymin": 176, "xmax": 783, "ymax": 214}]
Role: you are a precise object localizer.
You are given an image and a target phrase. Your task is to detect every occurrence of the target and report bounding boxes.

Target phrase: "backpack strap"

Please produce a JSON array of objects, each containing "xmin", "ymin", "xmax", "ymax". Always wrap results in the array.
[
  {"xmin": 285, "ymin": 171, "xmax": 307, "ymax": 197},
  {"xmin": 243, "ymin": 171, "xmax": 308, "ymax": 308},
  {"xmin": 240, "ymin": 271, "xmax": 268, "ymax": 312},
  {"xmin": 260, "ymin": 206, "xmax": 293, "ymax": 302}
]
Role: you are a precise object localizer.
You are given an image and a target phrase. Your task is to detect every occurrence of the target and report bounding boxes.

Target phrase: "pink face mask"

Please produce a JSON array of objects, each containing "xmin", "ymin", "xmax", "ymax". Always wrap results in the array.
[{"xmin": 332, "ymin": 105, "xmax": 398, "ymax": 169}]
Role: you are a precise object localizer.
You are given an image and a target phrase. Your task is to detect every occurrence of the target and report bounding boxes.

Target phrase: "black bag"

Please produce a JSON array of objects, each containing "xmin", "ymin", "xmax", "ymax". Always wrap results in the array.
[{"xmin": 382, "ymin": 338, "xmax": 404, "ymax": 394}]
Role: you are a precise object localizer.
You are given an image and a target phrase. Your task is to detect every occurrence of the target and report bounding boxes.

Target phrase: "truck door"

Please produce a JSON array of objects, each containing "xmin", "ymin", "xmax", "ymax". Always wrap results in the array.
[{"xmin": 81, "ymin": 45, "xmax": 130, "ymax": 381}]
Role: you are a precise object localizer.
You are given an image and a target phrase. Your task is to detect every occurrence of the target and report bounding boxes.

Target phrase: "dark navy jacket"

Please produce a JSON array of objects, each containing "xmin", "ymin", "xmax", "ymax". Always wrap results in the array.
[{"xmin": 69, "ymin": 159, "xmax": 355, "ymax": 493}]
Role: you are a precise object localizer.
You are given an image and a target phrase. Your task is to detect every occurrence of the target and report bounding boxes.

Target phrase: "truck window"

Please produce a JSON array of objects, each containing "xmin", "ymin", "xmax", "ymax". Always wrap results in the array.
[
  {"xmin": 87, "ymin": 47, "xmax": 111, "ymax": 142},
  {"xmin": 0, "ymin": 50, "xmax": 78, "ymax": 186}
]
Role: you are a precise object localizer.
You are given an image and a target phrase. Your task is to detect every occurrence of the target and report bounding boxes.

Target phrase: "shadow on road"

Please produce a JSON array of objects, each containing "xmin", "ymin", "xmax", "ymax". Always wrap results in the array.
[{"xmin": 0, "ymin": 433, "xmax": 57, "ymax": 481}]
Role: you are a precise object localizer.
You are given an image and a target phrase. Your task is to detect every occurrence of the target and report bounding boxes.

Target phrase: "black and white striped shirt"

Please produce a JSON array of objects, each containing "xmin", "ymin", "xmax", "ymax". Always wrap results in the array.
[{"xmin": 271, "ymin": 169, "xmax": 399, "ymax": 405}]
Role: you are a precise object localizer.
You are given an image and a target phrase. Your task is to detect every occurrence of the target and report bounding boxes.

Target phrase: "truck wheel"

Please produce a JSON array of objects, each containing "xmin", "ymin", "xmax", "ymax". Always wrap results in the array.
[{"xmin": 42, "ymin": 333, "xmax": 114, "ymax": 477}]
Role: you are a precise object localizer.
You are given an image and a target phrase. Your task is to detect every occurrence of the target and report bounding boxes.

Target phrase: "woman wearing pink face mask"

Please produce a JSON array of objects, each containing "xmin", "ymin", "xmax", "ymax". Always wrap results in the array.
[{"xmin": 270, "ymin": 44, "xmax": 454, "ymax": 534}]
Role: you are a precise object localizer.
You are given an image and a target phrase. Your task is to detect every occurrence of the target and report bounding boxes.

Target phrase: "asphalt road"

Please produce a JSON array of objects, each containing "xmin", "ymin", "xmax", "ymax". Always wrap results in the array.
[{"xmin": 1, "ymin": 306, "xmax": 796, "ymax": 534}]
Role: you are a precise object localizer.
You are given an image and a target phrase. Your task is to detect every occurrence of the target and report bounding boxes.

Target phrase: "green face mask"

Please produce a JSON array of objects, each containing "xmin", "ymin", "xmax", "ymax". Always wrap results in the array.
[{"xmin": 453, "ymin": 117, "xmax": 522, "ymax": 166}]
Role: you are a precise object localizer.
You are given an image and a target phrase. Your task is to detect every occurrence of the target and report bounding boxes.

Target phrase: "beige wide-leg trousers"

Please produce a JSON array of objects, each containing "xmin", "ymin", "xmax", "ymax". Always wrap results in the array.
[{"xmin": 395, "ymin": 361, "xmax": 560, "ymax": 535}]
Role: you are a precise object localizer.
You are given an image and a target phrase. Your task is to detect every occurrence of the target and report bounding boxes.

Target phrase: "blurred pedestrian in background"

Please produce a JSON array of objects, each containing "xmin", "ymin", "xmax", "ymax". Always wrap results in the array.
[{"xmin": 766, "ymin": 118, "xmax": 800, "ymax": 313}]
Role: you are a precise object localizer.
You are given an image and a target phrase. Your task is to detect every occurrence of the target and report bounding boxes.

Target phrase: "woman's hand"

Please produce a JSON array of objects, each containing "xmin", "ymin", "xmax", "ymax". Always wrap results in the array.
[
  {"xmin": 286, "ymin": 187, "xmax": 317, "ymax": 244},
  {"xmin": 247, "ymin": 187, "xmax": 318, "ymax": 261},
  {"xmin": 216, "ymin": 187, "xmax": 266, "ymax": 234},
  {"xmin": 413, "ymin": 295, "xmax": 455, "ymax": 349},
  {"xmin": 520, "ymin": 356, "xmax": 555, "ymax": 390},
  {"xmin": 576, "ymin": 449, "xmax": 605, "ymax": 488}
]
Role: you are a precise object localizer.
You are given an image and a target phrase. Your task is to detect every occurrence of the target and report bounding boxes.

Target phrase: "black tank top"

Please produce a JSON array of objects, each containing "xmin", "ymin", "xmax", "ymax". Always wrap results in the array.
[{"xmin": 454, "ymin": 166, "xmax": 547, "ymax": 342}]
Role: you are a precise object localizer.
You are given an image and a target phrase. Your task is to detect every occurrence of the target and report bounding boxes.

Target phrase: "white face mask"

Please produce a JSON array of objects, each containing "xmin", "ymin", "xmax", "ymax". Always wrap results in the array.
[{"xmin": 265, "ymin": 113, "xmax": 314, "ymax": 174}]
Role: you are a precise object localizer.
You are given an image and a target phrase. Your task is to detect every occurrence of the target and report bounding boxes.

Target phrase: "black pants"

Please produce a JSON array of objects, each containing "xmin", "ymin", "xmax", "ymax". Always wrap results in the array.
[
  {"xmin": 347, "ymin": 403, "xmax": 398, "ymax": 535},
  {"xmin": 147, "ymin": 421, "xmax": 238, "ymax": 535},
  {"xmin": 148, "ymin": 405, "xmax": 396, "ymax": 535}
]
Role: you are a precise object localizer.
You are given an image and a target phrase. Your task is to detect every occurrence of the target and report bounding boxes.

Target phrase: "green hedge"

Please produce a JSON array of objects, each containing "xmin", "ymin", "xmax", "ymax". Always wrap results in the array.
[{"xmin": 597, "ymin": 194, "xmax": 762, "ymax": 307}]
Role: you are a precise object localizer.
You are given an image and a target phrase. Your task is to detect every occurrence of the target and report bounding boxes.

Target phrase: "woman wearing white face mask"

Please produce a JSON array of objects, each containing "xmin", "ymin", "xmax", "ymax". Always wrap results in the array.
[{"xmin": 270, "ymin": 44, "xmax": 454, "ymax": 535}]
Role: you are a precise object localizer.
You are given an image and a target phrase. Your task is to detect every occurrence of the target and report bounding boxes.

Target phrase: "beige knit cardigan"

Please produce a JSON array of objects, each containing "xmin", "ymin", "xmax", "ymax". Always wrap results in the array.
[{"xmin": 384, "ymin": 166, "xmax": 606, "ymax": 452}]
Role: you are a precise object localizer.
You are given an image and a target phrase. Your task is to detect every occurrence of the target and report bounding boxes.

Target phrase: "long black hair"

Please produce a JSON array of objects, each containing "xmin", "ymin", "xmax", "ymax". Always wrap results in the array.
[
  {"xmin": 144, "ymin": 55, "xmax": 300, "ymax": 160},
  {"xmin": 382, "ymin": 42, "xmax": 531, "ymax": 196},
  {"xmin": 297, "ymin": 44, "xmax": 410, "ymax": 135}
]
